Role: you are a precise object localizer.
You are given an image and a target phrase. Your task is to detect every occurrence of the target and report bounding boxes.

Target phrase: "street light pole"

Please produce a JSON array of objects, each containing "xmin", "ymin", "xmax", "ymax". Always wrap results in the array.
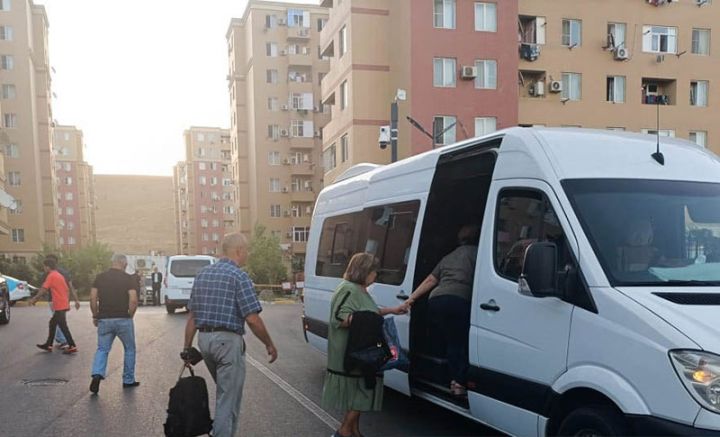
[{"xmin": 390, "ymin": 100, "xmax": 398, "ymax": 163}]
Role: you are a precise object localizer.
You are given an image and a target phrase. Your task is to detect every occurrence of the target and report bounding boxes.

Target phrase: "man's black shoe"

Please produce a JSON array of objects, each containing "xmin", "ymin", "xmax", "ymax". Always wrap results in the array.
[
  {"xmin": 90, "ymin": 375, "xmax": 101, "ymax": 394},
  {"xmin": 123, "ymin": 381, "xmax": 140, "ymax": 388}
]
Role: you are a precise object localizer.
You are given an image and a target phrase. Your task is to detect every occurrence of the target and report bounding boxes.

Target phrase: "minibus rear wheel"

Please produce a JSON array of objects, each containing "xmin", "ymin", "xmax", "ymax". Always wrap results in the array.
[{"xmin": 556, "ymin": 405, "xmax": 629, "ymax": 437}]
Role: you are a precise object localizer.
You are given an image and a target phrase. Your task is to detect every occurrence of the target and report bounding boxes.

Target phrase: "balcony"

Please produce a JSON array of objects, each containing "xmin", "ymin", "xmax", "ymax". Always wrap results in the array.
[
  {"xmin": 290, "ymin": 163, "xmax": 315, "ymax": 176},
  {"xmin": 291, "ymin": 241, "xmax": 308, "ymax": 253},
  {"xmin": 287, "ymin": 27, "xmax": 311, "ymax": 40},
  {"xmin": 288, "ymin": 136, "xmax": 317, "ymax": 149},
  {"xmin": 288, "ymin": 53, "xmax": 313, "ymax": 67},
  {"xmin": 641, "ymin": 78, "xmax": 676, "ymax": 106},
  {"xmin": 288, "ymin": 79, "xmax": 314, "ymax": 93},
  {"xmin": 291, "ymin": 190, "xmax": 315, "ymax": 203}
]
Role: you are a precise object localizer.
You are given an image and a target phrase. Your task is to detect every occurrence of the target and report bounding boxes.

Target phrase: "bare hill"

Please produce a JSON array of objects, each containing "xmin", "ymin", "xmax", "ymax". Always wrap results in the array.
[{"xmin": 94, "ymin": 175, "xmax": 176, "ymax": 255}]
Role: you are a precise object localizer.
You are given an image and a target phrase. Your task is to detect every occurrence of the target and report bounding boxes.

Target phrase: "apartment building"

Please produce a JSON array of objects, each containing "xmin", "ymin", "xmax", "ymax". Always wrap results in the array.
[
  {"xmin": 0, "ymin": 0, "xmax": 57, "ymax": 261},
  {"xmin": 517, "ymin": 0, "xmax": 720, "ymax": 152},
  {"xmin": 173, "ymin": 127, "xmax": 233, "ymax": 256},
  {"xmin": 319, "ymin": 0, "xmax": 518, "ymax": 182},
  {"xmin": 53, "ymin": 126, "xmax": 96, "ymax": 250},
  {"xmin": 227, "ymin": 1, "xmax": 330, "ymax": 268}
]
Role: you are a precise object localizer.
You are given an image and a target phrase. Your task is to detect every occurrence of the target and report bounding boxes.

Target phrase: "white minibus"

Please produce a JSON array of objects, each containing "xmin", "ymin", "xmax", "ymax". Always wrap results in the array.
[
  {"xmin": 302, "ymin": 128, "xmax": 720, "ymax": 436},
  {"xmin": 164, "ymin": 255, "xmax": 216, "ymax": 314}
]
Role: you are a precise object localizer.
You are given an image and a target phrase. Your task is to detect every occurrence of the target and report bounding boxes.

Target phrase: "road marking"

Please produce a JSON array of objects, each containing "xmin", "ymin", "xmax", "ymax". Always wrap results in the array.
[{"xmin": 246, "ymin": 354, "xmax": 340, "ymax": 431}]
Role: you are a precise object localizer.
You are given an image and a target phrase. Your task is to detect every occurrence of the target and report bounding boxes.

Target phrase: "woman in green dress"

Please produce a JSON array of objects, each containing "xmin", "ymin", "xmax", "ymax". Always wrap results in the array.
[{"xmin": 321, "ymin": 252, "xmax": 407, "ymax": 437}]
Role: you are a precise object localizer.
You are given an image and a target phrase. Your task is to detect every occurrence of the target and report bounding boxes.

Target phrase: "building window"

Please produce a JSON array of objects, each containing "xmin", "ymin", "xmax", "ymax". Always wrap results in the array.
[
  {"xmin": 562, "ymin": 19, "xmax": 582, "ymax": 47},
  {"xmin": 210, "ymin": 177, "xmax": 218, "ymax": 186},
  {"xmin": 291, "ymin": 120, "xmax": 313, "ymax": 137},
  {"xmin": 0, "ymin": 26, "xmax": 11, "ymax": 41},
  {"xmin": 64, "ymin": 176, "xmax": 72, "ymax": 185},
  {"xmin": 339, "ymin": 25, "xmax": 347, "ymax": 57},
  {"xmin": 9, "ymin": 199, "xmax": 21, "ymax": 214},
  {"xmin": 4, "ymin": 143, "xmax": 17, "ymax": 158},
  {"xmin": 66, "ymin": 207, "xmax": 74, "ymax": 216},
  {"xmin": 198, "ymin": 162, "xmax": 206, "ymax": 170},
  {"xmin": 434, "ymin": 0, "xmax": 456, "ymax": 29},
  {"xmin": 199, "ymin": 176, "xmax": 206, "ymax": 186},
  {"xmin": 8, "ymin": 171, "xmax": 19, "ymax": 186},
  {"xmin": 3, "ymin": 112, "xmax": 16, "ymax": 128},
  {"xmin": 607, "ymin": 23, "xmax": 626, "ymax": 49},
  {"xmin": 11, "ymin": 229, "xmax": 23, "ymax": 243},
  {"xmin": 66, "ymin": 221, "xmax": 75, "ymax": 230},
  {"xmin": 340, "ymin": 80, "xmax": 348, "ymax": 110},
  {"xmin": 68, "ymin": 236, "xmax": 76, "ymax": 245},
  {"xmin": 474, "ymin": 117, "xmax": 497, "ymax": 136},
  {"xmin": 323, "ymin": 144, "xmax": 337, "ymax": 171},
  {"xmin": 690, "ymin": 81, "xmax": 709, "ymax": 107},
  {"xmin": 474, "ymin": 2, "xmax": 497, "ymax": 32},
  {"xmin": 268, "ymin": 151, "xmax": 281, "ymax": 165},
  {"xmin": 270, "ymin": 178, "xmax": 281, "ymax": 192},
  {"xmin": 266, "ymin": 42, "xmax": 278, "ymax": 57},
  {"xmin": 690, "ymin": 131, "xmax": 707, "ymax": 147},
  {"xmin": 267, "ymin": 97, "xmax": 279, "ymax": 111},
  {"xmin": 474, "ymin": 60, "xmax": 497, "ymax": 89},
  {"xmin": 270, "ymin": 204, "xmax": 281, "ymax": 217},
  {"xmin": 266, "ymin": 69, "xmax": 278, "ymax": 84},
  {"xmin": 65, "ymin": 192, "xmax": 73, "ymax": 201},
  {"xmin": 433, "ymin": 57, "xmax": 456, "ymax": 88},
  {"xmin": 433, "ymin": 115, "xmax": 457, "ymax": 145},
  {"xmin": 293, "ymin": 226, "xmax": 311, "ymax": 243},
  {"xmin": 0, "ymin": 1, "xmax": 10, "ymax": 11},
  {"xmin": 692, "ymin": 29, "xmax": 711, "ymax": 56},
  {"xmin": 0, "ymin": 55, "xmax": 13, "ymax": 70},
  {"xmin": 288, "ymin": 9, "xmax": 309, "ymax": 28},
  {"xmin": 642, "ymin": 129, "xmax": 675, "ymax": 137},
  {"xmin": 268, "ymin": 124, "xmax": 280, "ymax": 140},
  {"xmin": 318, "ymin": 18, "xmax": 327, "ymax": 32},
  {"xmin": 265, "ymin": 14, "xmax": 277, "ymax": 29},
  {"xmin": 642, "ymin": 26, "xmax": 677, "ymax": 54},
  {"xmin": 561, "ymin": 72, "xmax": 582, "ymax": 101},
  {"xmin": 606, "ymin": 76, "xmax": 625, "ymax": 103},
  {"xmin": 63, "ymin": 162, "xmax": 71, "ymax": 171},
  {"xmin": 340, "ymin": 134, "xmax": 349, "ymax": 163}
]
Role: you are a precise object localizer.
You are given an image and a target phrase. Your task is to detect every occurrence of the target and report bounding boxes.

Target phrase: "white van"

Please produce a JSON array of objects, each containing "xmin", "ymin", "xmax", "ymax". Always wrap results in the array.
[
  {"xmin": 164, "ymin": 255, "xmax": 216, "ymax": 314},
  {"xmin": 302, "ymin": 128, "xmax": 720, "ymax": 436}
]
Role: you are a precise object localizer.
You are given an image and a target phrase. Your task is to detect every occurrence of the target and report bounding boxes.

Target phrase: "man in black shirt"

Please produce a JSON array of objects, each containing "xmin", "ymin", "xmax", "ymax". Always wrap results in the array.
[
  {"xmin": 88, "ymin": 253, "xmax": 138, "ymax": 394},
  {"xmin": 150, "ymin": 267, "xmax": 162, "ymax": 306}
]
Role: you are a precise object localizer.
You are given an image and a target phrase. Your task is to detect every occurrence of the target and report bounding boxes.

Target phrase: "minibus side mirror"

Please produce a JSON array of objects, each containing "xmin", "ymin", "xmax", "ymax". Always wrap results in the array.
[{"xmin": 519, "ymin": 242, "xmax": 560, "ymax": 298}]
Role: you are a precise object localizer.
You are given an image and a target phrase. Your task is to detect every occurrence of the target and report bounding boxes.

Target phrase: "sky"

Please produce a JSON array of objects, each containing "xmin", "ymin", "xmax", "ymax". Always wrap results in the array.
[{"xmin": 38, "ymin": 0, "xmax": 317, "ymax": 176}]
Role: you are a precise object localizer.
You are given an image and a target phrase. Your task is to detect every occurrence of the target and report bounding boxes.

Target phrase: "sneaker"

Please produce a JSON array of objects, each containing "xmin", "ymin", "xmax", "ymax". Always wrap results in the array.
[
  {"xmin": 123, "ymin": 381, "xmax": 140, "ymax": 388},
  {"xmin": 89, "ymin": 375, "xmax": 101, "ymax": 394},
  {"xmin": 62, "ymin": 346, "xmax": 78, "ymax": 354},
  {"xmin": 36, "ymin": 344, "xmax": 52, "ymax": 352}
]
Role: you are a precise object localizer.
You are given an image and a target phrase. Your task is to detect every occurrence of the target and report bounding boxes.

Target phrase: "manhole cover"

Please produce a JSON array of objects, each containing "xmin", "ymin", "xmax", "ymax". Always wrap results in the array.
[{"xmin": 21, "ymin": 378, "xmax": 68, "ymax": 386}]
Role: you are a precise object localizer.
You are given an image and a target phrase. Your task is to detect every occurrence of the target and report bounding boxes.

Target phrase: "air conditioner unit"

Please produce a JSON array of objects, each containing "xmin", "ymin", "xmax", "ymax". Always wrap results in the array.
[
  {"xmin": 282, "ymin": 187, "xmax": 289, "ymax": 193},
  {"xmin": 303, "ymin": 154, "xmax": 310, "ymax": 162},
  {"xmin": 549, "ymin": 80, "xmax": 563, "ymax": 93},
  {"xmin": 461, "ymin": 66, "xmax": 477, "ymax": 80},
  {"xmin": 314, "ymin": 130, "xmax": 322, "ymax": 138},
  {"xmin": 613, "ymin": 47, "xmax": 630, "ymax": 60},
  {"xmin": 281, "ymin": 104, "xmax": 289, "ymax": 111},
  {"xmin": 280, "ymin": 49, "xmax": 287, "ymax": 56},
  {"xmin": 305, "ymin": 206, "xmax": 312, "ymax": 214},
  {"xmin": 283, "ymin": 158, "xmax": 291, "ymax": 165},
  {"xmin": 303, "ymin": 181, "xmax": 311, "ymax": 189},
  {"xmin": 283, "ymin": 210, "xmax": 291, "ymax": 217},
  {"xmin": 529, "ymin": 81, "xmax": 545, "ymax": 96},
  {"xmin": 286, "ymin": 231, "xmax": 293, "ymax": 238},
  {"xmin": 280, "ymin": 129, "xmax": 289, "ymax": 137}
]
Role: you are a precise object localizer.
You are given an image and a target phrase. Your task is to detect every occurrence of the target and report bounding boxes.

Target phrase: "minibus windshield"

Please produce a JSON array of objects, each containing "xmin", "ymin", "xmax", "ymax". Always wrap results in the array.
[
  {"xmin": 563, "ymin": 179, "xmax": 720, "ymax": 286},
  {"xmin": 170, "ymin": 260, "xmax": 211, "ymax": 278}
]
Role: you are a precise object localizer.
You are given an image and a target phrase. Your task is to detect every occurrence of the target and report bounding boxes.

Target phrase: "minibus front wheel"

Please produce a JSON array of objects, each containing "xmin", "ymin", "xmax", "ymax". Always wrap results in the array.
[{"xmin": 556, "ymin": 405, "xmax": 629, "ymax": 437}]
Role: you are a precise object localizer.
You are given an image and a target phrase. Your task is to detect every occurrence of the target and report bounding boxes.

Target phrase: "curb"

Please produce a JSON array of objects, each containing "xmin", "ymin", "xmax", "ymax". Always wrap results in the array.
[{"xmin": 260, "ymin": 299, "xmax": 298, "ymax": 305}]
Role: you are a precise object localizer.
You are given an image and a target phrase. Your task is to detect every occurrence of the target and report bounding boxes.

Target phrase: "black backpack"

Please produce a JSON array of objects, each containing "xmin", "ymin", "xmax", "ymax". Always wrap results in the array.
[{"xmin": 164, "ymin": 365, "xmax": 213, "ymax": 437}]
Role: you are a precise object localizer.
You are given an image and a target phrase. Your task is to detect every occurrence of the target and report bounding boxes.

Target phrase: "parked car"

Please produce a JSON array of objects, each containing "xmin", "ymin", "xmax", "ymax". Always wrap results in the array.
[
  {"xmin": 0, "ymin": 277, "xmax": 10, "ymax": 324},
  {"xmin": 3, "ymin": 274, "xmax": 30, "ymax": 305}
]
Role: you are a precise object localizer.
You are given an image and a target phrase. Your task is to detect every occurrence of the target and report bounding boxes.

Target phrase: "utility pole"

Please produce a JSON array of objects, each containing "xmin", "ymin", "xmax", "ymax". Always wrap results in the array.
[{"xmin": 390, "ymin": 100, "xmax": 398, "ymax": 163}]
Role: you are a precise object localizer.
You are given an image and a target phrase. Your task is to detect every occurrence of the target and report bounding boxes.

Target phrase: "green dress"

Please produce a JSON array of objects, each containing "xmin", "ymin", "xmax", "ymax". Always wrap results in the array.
[{"xmin": 320, "ymin": 280, "xmax": 384, "ymax": 412}]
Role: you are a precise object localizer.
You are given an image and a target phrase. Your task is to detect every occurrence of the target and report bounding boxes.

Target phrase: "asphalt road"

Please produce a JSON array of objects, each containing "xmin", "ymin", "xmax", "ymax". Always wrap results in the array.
[{"xmin": 0, "ymin": 303, "xmax": 496, "ymax": 437}]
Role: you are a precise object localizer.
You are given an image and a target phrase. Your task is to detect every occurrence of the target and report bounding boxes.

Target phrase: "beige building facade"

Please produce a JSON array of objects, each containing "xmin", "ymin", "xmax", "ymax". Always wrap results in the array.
[
  {"xmin": 0, "ymin": 0, "xmax": 58, "ymax": 261},
  {"xmin": 53, "ymin": 126, "xmax": 96, "ymax": 250},
  {"xmin": 173, "ymin": 127, "xmax": 233, "ymax": 256},
  {"xmin": 227, "ymin": 1, "xmax": 330, "ymax": 268},
  {"xmin": 517, "ymin": 0, "xmax": 720, "ymax": 151}
]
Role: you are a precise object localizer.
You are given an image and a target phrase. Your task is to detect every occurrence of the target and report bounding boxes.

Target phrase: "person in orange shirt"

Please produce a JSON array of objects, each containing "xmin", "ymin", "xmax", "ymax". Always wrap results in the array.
[{"xmin": 29, "ymin": 258, "xmax": 78, "ymax": 354}]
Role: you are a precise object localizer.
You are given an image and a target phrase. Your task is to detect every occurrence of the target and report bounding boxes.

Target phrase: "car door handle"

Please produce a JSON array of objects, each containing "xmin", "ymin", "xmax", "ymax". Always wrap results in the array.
[
  {"xmin": 480, "ymin": 301, "xmax": 500, "ymax": 312},
  {"xmin": 396, "ymin": 291, "xmax": 409, "ymax": 301}
]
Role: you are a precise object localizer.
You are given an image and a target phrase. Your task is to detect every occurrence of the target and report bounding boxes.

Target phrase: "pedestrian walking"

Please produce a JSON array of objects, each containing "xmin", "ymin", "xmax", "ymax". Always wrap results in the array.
[
  {"xmin": 44, "ymin": 254, "xmax": 81, "ymax": 350},
  {"xmin": 321, "ymin": 252, "xmax": 406, "ymax": 437},
  {"xmin": 88, "ymin": 253, "xmax": 139, "ymax": 394},
  {"xmin": 182, "ymin": 232, "xmax": 278, "ymax": 437},
  {"xmin": 30, "ymin": 258, "xmax": 78, "ymax": 354},
  {"xmin": 151, "ymin": 266, "xmax": 163, "ymax": 306}
]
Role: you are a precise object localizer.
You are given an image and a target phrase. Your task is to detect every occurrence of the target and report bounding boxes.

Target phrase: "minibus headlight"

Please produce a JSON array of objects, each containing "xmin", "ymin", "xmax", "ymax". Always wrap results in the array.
[{"xmin": 670, "ymin": 350, "xmax": 720, "ymax": 413}]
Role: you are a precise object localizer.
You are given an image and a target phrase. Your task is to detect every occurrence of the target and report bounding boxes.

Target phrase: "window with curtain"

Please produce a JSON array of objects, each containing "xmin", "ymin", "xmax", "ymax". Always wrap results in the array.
[
  {"xmin": 692, "ymin": 29, "xmax": 710, "ymax": 55},
  {"xmin": 562, "ymin": 19, "xmax": 582, "ymax": 46},
  {"xmin": 433, "ymin": 57, "xmax": 456, "ymax": 87},
  {"xmin": 474, "ymin": 59, "xmax": 497, "ymax": 89},
  {"xmin": 562, "ymin": 73, "xmax": 582, "ymax": 101},
  {"xmin": 606, "ymin": 76, "xmax": 625, "ymax": 103},
  {"xmin": 474, "ymin": 2, "xmax": 496, "ymax": 32},
  {"xmin": 433, "ymin": 0, "xmax": 456, "ymax": 29},
  {"xmin": 690, "ymin": 81, "xmax": 709, "ymax": 107}
]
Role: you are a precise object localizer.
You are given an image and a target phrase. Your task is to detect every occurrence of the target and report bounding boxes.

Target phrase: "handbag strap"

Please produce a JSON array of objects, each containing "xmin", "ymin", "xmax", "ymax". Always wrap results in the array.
[
  {"xmin": 178, "ymin": 363, "xmax": 195, "ymax": 380},
  {"xmin": 334, "ymin": 290, "xmax": 353, "ymax": 322}
]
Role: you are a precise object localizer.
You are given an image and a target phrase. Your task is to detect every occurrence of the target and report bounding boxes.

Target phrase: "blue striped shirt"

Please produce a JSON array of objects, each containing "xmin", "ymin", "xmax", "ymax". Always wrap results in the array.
[{"xmin": 188, "ymin": 258, "xmax": 262, "ymax": 335}]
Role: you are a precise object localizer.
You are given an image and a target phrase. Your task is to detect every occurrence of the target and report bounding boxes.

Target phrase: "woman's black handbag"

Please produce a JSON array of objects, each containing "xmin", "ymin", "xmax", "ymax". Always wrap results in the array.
[{"xmin": 344, "ymin": 310, "xmax": 391, "ymax": 388}]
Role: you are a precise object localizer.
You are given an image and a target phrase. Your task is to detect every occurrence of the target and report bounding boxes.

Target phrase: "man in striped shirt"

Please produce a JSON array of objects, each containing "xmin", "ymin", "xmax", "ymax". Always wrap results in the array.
[{"xmin": 183, "ymin": 232, "xmax": 277, "ymax": 437}]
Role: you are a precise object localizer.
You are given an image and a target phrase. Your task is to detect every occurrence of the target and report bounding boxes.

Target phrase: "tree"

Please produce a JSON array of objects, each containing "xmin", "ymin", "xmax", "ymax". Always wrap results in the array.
[
  {"xmin": 245, "ymin": 224, "xmax": 287, "ymax": 285},
  {"xmin": 62, "ymin": 243, "xmax": 113, "ymax": 297}
]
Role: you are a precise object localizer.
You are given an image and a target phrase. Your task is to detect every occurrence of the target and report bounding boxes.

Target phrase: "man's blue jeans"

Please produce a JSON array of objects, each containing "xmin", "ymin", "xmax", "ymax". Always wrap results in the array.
[{"xmin": 91, "ymin": 318, "xmax": 136, "ymax": 384}]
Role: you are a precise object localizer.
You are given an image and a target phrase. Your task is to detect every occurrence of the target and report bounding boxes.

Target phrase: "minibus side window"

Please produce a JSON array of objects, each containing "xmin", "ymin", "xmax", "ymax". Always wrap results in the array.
[
  {"xmin": 495, "ymin": 189, "xmax": 571, "ymax": 281},
  {"xmin": 316, "ymin": 212, "xmax": 366, "ymax": 278}
]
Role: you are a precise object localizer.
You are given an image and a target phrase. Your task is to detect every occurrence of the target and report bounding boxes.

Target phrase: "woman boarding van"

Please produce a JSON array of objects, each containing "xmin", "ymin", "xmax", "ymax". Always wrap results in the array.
[
  {"xmin": 302, "ymin": 128, "xmax": 720, "ymax": 436},
  {"xmin": 164, "ymin": 255, "xmax": 215, "ymax": 314}
]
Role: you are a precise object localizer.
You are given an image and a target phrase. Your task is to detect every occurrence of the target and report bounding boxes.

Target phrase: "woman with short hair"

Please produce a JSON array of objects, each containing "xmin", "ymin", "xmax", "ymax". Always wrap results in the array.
[{"xmin": 321, "ymin": 252, "xmax": 406, "ymax": 437}]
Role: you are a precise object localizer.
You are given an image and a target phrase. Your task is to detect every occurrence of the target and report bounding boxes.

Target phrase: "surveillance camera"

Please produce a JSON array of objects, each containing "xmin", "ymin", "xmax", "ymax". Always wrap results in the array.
[{"xmin": 378, "ymin": 125, "xmax": 390, "ymax": 149}]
